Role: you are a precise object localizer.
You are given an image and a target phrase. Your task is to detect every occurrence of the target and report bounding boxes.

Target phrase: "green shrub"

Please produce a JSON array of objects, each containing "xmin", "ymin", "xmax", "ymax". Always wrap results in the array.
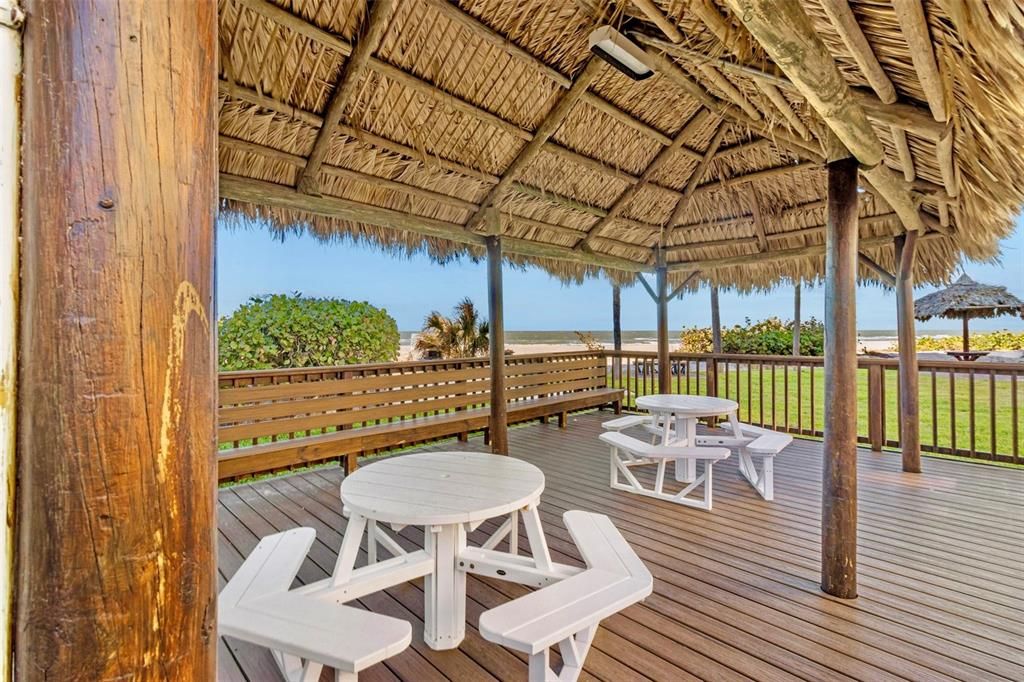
[
  {"xmin": 908, "ymin": 329, "xmax": 1024, "ymax": 352},
  {"xmin": 218, "ymin": 293, "xmax": 399, "ymax": 370},
  {"xmin": 678, "ymin": 317, "xmax": 824, "ymax": 356}
]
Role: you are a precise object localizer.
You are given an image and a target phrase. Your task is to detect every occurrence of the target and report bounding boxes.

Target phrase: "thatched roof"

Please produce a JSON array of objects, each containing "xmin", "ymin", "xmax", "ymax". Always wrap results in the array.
[
  {"xmin": 217, "ymin": 0, "xmax": 1024, "ymax": 290},
  {"xmin": 914, "ymin": 273, "xmax": 1024, "ymax": 321}
]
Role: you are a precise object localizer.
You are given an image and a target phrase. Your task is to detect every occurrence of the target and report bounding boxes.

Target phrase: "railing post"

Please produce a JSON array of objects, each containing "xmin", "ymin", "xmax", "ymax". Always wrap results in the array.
[
  {"xmin": 867, "ymin": 363, "xmax": 884, "ymax": 452},
  {"xmin": 706, "ymin": 355, "xmax": 718, "ymax": 398}
]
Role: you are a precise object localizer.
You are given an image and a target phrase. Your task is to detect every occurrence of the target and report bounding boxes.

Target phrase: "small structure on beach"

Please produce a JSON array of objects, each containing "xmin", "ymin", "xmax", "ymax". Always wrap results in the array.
[{"xmin": 914, "ymin": 274, "xmax": 1024, "ymax": 359}]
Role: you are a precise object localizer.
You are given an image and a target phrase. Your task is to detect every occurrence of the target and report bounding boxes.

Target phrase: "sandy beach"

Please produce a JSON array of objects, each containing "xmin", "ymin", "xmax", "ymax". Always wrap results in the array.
[{"xmin": 397, "ymin": 335, "xmax": 899, "ymax": 361}]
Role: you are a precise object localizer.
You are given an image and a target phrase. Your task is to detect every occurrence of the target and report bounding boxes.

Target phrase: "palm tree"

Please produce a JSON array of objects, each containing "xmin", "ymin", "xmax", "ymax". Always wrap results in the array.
[{"xmin": 414, "ymin": 298, "xmax": 489, "ymax": 359}]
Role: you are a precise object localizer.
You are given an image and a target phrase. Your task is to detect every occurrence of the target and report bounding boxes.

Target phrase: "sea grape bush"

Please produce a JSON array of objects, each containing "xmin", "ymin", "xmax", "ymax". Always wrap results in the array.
[
  {"xmin": 678, "ymin": 317, "xmax": 825, "ymax": 356},
  {"xmin": 907, "ymin": 330, "xmax": 1024, "ymax": 351},
  {"xmin": 218, "ymin": 293, "xmax": 400, "ymax": 370}
]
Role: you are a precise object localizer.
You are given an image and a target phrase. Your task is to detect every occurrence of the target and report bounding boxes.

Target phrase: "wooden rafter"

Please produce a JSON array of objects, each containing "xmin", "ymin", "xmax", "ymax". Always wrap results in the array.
[
  {"xmin": 668, "ymin": 229, "xmax": 944, "ymax": 272},
  {"xmin": 633, "ymin": 33, "xmax": 944, "ymax": 141},
  {"xmin": 721, "ymin": 0, "xmax": 924, "ymax": 231},
  {"xmin": 669, "ymin": 271, "xmax": 701, "ymax": 299},
  {"xmin": 748, "ymin": 188, "xmax": 768, "ymax": 251},
  {"xmin": 297, "ymin": 0, "xmax": 394, "ymax": 194},
  {"xmin": 465, "ymin": 58, "xmax": 605, "ymax": 230},
  {"xmin": 665, "ymin": 121, "xmax": 729, "ymax": 234},
  {"xmin": 630, "ymin": 0, "xmax": 683, "ymax": 43},
  {"xmin": 698, "ymin": 64, "xmax": 762, "ymax": 121},
  {"xmin": 857, "ymin": 252, "xmax": 896, "ymax": 286},
  {"xmin": 819, "ymin": 1, "xmax": 898, "ymax": 104},
  {"xmin": 892, "ymin": 126, "xmax": 916, "ymax": 181},
  {"xmin": 640, "ymin": 47, "xmax": 825, "ymax": 162},
  {"xmin": 683, "ymin": 0, "xmax": 816, "ymax": 142},
  {"xmin": 891, "ymin": 0, "xmax": 949, "ymax": 121},
  {"xmin": 577, "ymin": 109, "xmax": 715, "ymax": 250},
  {"xmin": 220, "ymin": 173, "xmax": 649, "ymax": 271}
]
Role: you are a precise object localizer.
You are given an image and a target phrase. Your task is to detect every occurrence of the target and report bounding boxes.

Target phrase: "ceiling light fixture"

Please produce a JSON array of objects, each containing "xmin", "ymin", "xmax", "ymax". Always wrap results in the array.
[{"xmin": 588, "ymin": 26, "xmax": 656, "ymax": 80}]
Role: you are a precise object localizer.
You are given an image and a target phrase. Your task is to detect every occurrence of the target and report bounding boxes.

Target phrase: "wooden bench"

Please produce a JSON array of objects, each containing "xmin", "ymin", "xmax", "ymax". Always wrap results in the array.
[
  {"xmin": 479, "ymin": 511, "xmax": 652, "ymax": 682},
  {"xmin": 218, "ymin": 354, "xmax": 622, "ymax": 480},
  {"xmin": 219, "ymin": 527, "xmax": 412, "ymax": 681},
  {"xmin": 599, "ymin": 431, "xmax": 730, "ymax": 510}
]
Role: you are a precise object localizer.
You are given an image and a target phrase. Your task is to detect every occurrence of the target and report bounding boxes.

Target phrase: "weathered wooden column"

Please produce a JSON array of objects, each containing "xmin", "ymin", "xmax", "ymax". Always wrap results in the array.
[
  {"xmin": 612, "ymin": 282, "xmax": 622, "ymax": 383},
  {"xmin": 793, "ymin": 283, "xmax": 802, "ymax": 355},
  {"xmin": 821, "ymin": 157, "xmax": 860, "ymax": 599},
  {"xmin": 710, "ymin": 284, "xmax": 722, "ymax": 353},
  {"xmin": 656, "ymin": 250, "xmax": 671, "ymax": 393},
  {"xmin": 487, "ymin": 232, "xmax": 509, "ymax": 454},
  {"xmin": 17, "ymin": 1, "xmax": 218, "ymax": 678},
  {"xmin": 894, "ymin": 232, "xmax": 921, "ymax": 472},
  {"xmin": 612, "ymin": 283, "xmax": 622, "ymax": 352}
]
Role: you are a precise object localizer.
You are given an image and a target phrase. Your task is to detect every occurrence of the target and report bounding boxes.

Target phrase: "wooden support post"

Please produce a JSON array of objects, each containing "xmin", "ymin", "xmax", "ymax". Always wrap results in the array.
[
  {"xmin": 962, "ymin": 316, "xmax": 970, "ymax": 353},
  {"xmin": 793, "ymin": 283, "xmax": 802, "ymax": 356},
  {"xmin": 656, "ymin": 251, "xmax": 670, "ymax": 393},
  {"xmin": 487, "ymin": 234, "xmax": 509, "ymax": 454},
  {"xmin": 821, "ymin": 157, "xmax": 859, "ymax": 600},
  {"xmin": 895, "ymin": 233, "xmax": 921, "ymax": 472},
  {"xmin": 18, "ymin": 1, "xmax": 218, "ymax": 677},
  {"xmin": 867, "ymin": 364, "xmax": 885, "ymax": 452},
  {"xmin": 612, "ymin": 283, "xmax": 622, "ymax": 384},
  {"xmin": 710, "ymin": 285, "xmax": 722, "ymax": 353}
]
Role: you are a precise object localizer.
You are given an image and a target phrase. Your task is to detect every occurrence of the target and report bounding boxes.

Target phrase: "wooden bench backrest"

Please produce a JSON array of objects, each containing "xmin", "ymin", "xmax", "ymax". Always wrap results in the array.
[{"xmin": 218, "ymin": 353, "xmax": 607, "ymax": 448}]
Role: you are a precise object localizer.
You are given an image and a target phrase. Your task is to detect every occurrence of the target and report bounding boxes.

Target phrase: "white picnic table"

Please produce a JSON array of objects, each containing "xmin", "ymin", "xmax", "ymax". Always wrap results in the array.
[
  {"xmin": 635, "ymin": 394, "xmax": 743, "ymax": 482},
  {"xmin": 337, "ymin": 451, "xmax": 578, "ymax": 651}
]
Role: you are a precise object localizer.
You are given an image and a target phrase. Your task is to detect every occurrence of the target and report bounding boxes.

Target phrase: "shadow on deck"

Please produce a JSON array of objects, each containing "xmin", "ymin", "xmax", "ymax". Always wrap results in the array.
[{"xmin": 217, "ymin": 411, "xmax": 1024, "ymax": 681}]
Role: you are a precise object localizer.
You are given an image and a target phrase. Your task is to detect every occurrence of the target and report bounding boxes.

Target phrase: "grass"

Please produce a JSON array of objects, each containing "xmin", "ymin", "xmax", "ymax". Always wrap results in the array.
[{"xmin": 611, "ymin": 363, "xmax": 1022, "ymax": 464}]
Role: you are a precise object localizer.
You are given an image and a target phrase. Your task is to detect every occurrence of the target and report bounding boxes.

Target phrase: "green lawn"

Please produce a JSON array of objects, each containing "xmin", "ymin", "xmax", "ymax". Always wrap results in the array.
[{"xmin": 610, "ymin": 363, "xmax": 1022, "ymax": 463}]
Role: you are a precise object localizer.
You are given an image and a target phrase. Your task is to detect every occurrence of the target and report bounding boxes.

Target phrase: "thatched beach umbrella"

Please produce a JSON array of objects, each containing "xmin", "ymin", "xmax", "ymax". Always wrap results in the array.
[{"xmin": 914, "ymin": 274, "xmax": 1024, "ymax": 353}]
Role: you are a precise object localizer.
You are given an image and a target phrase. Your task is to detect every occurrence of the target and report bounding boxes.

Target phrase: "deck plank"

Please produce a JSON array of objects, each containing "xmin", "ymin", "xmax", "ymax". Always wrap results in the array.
[{"xmin": 218, "ymin": 411, "xmax": 1024, "ymax": 681}]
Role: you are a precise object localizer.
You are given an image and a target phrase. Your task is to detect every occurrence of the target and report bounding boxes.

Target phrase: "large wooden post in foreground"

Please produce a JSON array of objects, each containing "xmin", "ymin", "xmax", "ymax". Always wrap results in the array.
[
  {"xmin": 821, "ymin": 157, "xmax": 860, "ymax": 599},
  {"xmin": 487, "ymin": 234, "xmax": 509, "ymax": 454},
  {"xmin": 895, "ymin": 232, "xmax": 921, "ymax": 472},
  {"xmin": 17, "ymin": 1, "xmax": 218, "ymax": 678},
  {"xmin": 656, "ymin": 251, "xmax": 671, "ymax": 393}
]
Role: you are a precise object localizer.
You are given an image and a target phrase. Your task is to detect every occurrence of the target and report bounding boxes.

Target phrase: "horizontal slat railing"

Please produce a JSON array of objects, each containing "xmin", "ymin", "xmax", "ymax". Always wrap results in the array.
[
  {"xmin": 604, "ymin": 350, "xmax": 1024, "ymax": 465},
  {"xmin": 217, "ymin": 351, "xmax": 615, "ymax": 479}
]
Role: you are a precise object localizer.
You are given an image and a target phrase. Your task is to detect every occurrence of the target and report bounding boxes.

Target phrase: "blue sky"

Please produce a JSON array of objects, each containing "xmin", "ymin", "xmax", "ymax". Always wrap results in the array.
[{"xmin": 217, "ymin": 216, "xmax": 1024, "ymax": 332}]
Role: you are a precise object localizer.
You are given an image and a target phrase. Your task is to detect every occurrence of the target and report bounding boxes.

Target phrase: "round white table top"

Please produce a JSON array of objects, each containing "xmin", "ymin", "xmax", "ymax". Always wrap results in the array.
[
  {"xmin": 340, "ymin": 452, "xmax": 545, "ymax": 526},
  {"xmin": 636, "ymin": 394, "xmax": 739, "ymax": 417}
]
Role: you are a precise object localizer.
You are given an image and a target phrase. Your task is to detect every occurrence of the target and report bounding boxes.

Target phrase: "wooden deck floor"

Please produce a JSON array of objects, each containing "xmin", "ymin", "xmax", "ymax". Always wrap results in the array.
[{"xmin": 217, "ymin": 411, "xmax": 1024, "ymax": 681}]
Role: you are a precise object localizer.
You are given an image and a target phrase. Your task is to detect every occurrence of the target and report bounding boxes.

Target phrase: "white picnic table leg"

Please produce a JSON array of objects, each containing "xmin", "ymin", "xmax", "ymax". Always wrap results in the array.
[
  {"xmin": 423, "ymin": 522, "xmax": 467, "ymax": 650},
  {"xmin": 520, "ymin": 503, "xmax": 554, "ymax": 572},
  {"xmin": 674, "ymin": 416, "xmax": 697, "ymax": 482},
  {"xmin": 330, "ymin": 513, "xmax": 367, "ymax": 588}
]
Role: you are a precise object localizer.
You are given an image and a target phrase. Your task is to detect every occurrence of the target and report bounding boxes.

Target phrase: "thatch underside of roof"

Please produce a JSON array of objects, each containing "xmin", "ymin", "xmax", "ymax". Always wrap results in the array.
[{"xmin": 216, "ymin": 0, "xmax": 1024, "ymax": 292}]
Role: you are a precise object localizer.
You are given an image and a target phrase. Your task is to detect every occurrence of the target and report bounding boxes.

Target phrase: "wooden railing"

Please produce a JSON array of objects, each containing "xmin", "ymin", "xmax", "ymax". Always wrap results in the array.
[{"xmin": 604, "ymin": 350, "xmax": 1023, "ymax": 465}]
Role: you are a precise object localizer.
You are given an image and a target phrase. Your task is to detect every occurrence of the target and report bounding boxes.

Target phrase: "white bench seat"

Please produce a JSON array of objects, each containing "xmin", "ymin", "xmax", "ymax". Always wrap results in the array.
[
  {"xmin": 479, "ymin": 511, "xmax": 652, "ymax": 682},
  {"xmin": 600, "ymin": 414, "xmax": 651, "ymax": 431},
  {"xmin": 219, "ymin": 528, "xmax": 412, "ymax": 681},
  {"xmin": 599, "ymin": 431, "xmax": 729, "ymax": 510},
  {"xmin": 719, "ymin": 421, "xmax": 792, "ymax": 500}
]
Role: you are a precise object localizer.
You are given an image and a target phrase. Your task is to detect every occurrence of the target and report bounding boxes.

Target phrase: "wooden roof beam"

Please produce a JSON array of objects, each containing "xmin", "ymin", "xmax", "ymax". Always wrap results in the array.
[
  {"xmin": 891, "ymin": 0, "xmax": 949, "ymax": 122},
  {"xmin": 683, "ymin": 0, "xmax": 815, "ymax": 141},
  {"xmin": 466, "ymin": 58, "xmax": 605, "ymax": 230},
  {"xmin": 669, "ymin": 228, "xmax": 944, "ymax": 272},
  {"xmin": 722, "ymin": 0, "xmax": 924, "ymax": 232},
  {"xmin": 631, "ymin": 0, "xmax": 684, "ymax": 43},
  {"xmin": 819, "ymin": 1, "xmax": 898, "ymax": 104},
  {"xmin": 577, "ymin": 108, "xmax": 716, "ymax": 249},
  {"xmin": 640, "ymin": 47, "xmax": 825, "ymax": 162},
  {"xmin": 632, "ymin": 33, "xmax": 944, "ymax": 141},
  {"xmin": 665, "ymin": 121, "xmax": 729, "ymax": 234},
  {"xmin": 220, "ymin": 173, "xmax": 650, "ymax": 272},
  {"xmin": 297, "ymin": 0, "xmax": 394, "ymax": 194},
  {"xmin": 857, "ymin": 252, "xmax": 897, "ymax": 286}
]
